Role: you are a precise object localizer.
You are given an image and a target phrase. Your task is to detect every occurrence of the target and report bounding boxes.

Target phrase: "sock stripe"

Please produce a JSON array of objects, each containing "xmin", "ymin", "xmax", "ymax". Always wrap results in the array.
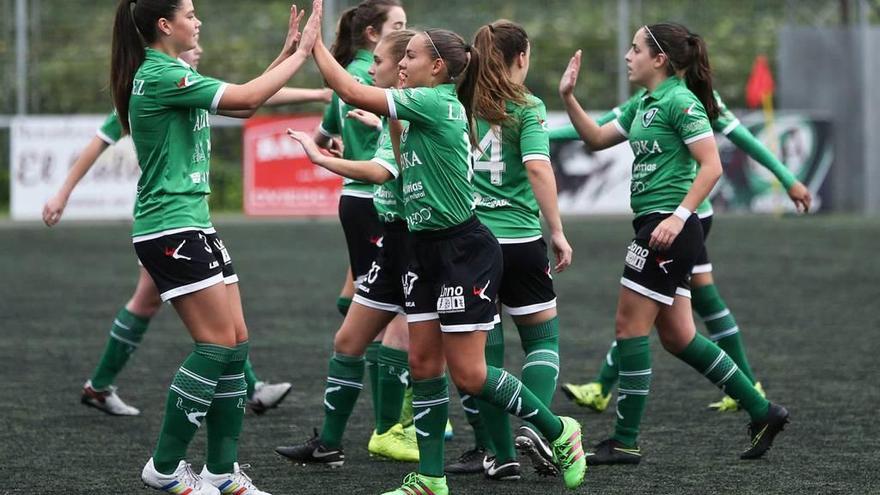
[
  {"xmin": 170, "ymin": 385, "xmax": 213, "ymax": 406},
  {"xmin": 505, "ymin": 381, "xmax": 523, "ymax": 412},
  {"xmin": 522, "ymin": 361, "xmax": 560, "ymax": 372},
  {"xmin": 715, "ymin": 364, "xmax": 740, "ymax": 386},
  {"xmin": 218, "ymin": 373, "xmax": 245, "ymax": 381},
  {"xmin": 327, "ymin": 377, "xmax": 364, "ymax": 389},
  {"xmin": 619, "ymin": 369, "xmax": 652, "ymax": 376},
  {"xmin": 525, "ymin": 349, "xmax": 559, "ymax": 359},
  {"xmin": 702, "ymin": 353, "xmax": 725, "ymax": 376},
  {"xmin": 109, "ymin": 330, "xmax": 140, "ymax": 347},
  {"xmin": 618, "ymin": 388, "xmax": 649, "ymax": 395},
  {"xmin": 412, "ymin": 397, "xmax": 449, "ymax": 407},
  {"xmin": 495, "ymin": 370, "xmax": 509, "ymax": 392},
  {"xmin": 113, "ymin": 318, "xmax": 132, "ymax": 331},
  {"xmin": 708, "ymin": 326, "xmax": 740, "ymax": 341},
  {"xmin": 213, "ymin": 390, "xmax": 247, "ymax": 398},
  {"xmin": 703, "ymin": 309, "xmax": 731, "ymax": 321},
  {"xmin": 179, "ymin": 367, "xmax": 218, "ymax": 386}
]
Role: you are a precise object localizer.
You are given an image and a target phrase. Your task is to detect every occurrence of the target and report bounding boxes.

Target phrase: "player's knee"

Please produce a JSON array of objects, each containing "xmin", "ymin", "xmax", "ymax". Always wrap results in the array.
[
  {"xmin": 448, "ymin": 364, "xmax": 487, "ymax": 396},
  {"xmin": 408, "ymin": 350, "xmax": 443, "ymax": 381}
]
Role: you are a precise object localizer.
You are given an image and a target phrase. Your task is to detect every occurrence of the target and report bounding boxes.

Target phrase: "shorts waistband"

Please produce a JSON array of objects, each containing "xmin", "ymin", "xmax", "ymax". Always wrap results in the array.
[{"xmin": 412, "ymin": 216, "xmax": 480, "ymax": 241}]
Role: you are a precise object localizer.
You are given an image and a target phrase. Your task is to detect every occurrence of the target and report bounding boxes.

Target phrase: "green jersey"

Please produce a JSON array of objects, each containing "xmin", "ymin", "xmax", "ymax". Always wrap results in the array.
[
  {"xmin": 320, "ymin": 50, "xmax": 381, "ymax": 198},
  {"xmin": 371, "ymin": 118, "xmax": 405, "ymax": 223},
  {"xmin": 97, "ymin": 111, "xmax": 123, "ymax": 145},
  {"xmin": 386, "ymin": 84, "xmax": 474, "ymax": 231},
  {"xmin": 472, "ymin": 95, "xmax": 550, "ymax": 241},
  {"xmin": 615, "ymin": 76, "xmax": 714, "ymax": 218},
  {"xmin": 128, "ymin": 48, "xmax": 226, "ymax": 239}
]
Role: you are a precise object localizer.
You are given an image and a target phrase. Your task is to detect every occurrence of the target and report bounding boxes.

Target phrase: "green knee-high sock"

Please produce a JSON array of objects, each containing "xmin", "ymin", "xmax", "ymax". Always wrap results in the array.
[
  {"xmin": 413, "ymin": 375, "xmax": 449, "ymax": 478},
  {"xmin": 320, "ymin": 353, "xmax": 365, "ymax": 448},
  {"xmin": 675, "ymin": 334, "xmax": 770, "ymax": 421},
  {"xmin": 518, "ymin": 317, "xmax": 560, "ymax": 406},
  {"xmin": 376, "ymin": 345, "xmax": 410, "ymax": 434},
  {"xmin": 153, "ymin": 343, "xmax": 234, "ymax": 474},
  {"xmin": 612, "ymin": 337, "xmax": 651, "ymax": 447},
  {"xmin": 479, "ymin": 323, "xmax": 515, "ymax": 461},
  {"xmin": 458, "ymin": 389, "xmax": 494, "ymax": 451},
  {"xmin": 366, "ymin": 341, "xmax": 381, "ymax": 425},
  {"xmin": 693, "ymin": 284, "xmax": 757, "ymax": 384},
  {"xmin": 596, "ymin": 341, "xmax": 619, "ymax": 395},
  {"xmin": 90, "ymin": 307, "xmax": 150, "ymax": 390},
  {"xmin": 206, "ymin": 342, "xmax": 249, "ymax": 474},
  {"xmin": 479, "ymin": 366, "xmax": 563, "ymax": 443},
  {"xmin": 336, "ymin": 296, "xmax": 352, "ymax": 316},
  {"xmin": 243, "ymin": 358, "xmax": 259, "ymax": 399}
]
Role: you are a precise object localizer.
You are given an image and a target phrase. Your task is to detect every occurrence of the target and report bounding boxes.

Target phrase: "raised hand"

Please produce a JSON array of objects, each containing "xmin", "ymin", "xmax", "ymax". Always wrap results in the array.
[
  {"xmin": 787, "ymin": 181, "xmax": 812, "ymax": 213},
  {"xmin": 559, "ymin": 50, "xmax": 582, "ymax": 97},
  {"xmin": 287, "ymin": 128, "xmax": 325, "ymax": 163},
  {"xmin": 281, "ymin": 4, "xmax": 306, "ymax": 56},
  {"xmin": 346, "ymin": 109, "xmax": 382, "ymax": 129},
  {"xmin": 297, "ymin": 0, "xmax": 323, "ymax": 56}
]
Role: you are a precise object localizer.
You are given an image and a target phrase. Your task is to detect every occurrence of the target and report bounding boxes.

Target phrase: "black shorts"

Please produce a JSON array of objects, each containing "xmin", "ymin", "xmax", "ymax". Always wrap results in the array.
[
  {"xmin": 405, "ymin": 217, "xmax": 503, "ymax": 332},
  {"xmin": 133, "ymin": 228, "xmax": 236, "ymax": 302},
  {"xmin": 353, "ymin": 221, "xmax": 410, "ymax": 314},
  {"xmin": 499, "ymin": 239, "xmax": 556, "ymax": 316},
  {"xmin": 693, "ymin": 215, "xmax": 714, "ymax": 274},
  {"xmin": 339, "ymin": 195, "xmax": 384, "ymax": 284},
  {"xmin": 621, "ymin": 213, "xmax": 704, "ymax": 306}
]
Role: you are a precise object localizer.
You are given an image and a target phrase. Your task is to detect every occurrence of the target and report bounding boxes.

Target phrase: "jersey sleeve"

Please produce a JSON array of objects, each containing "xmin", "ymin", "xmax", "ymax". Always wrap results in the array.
[
  {"xmin": 384, "ymin": 87, "xmax": 442, "ymax": 125},
  {"xmin": 370, "ymin": 123, "xmax": 400, "ymax": 179},
  {"xmin": 319, "ymin": 93, "xmax": 341, "ymax": 137},
  {"xmin": 710, "ymin": 91, "xmax": 741, "ymax": 135},
  {"xmin": 614, "ymin": 99, "xmax": 638, "ymax": 138},
  {"xmin": 519, "ymin": 99, "xmax": 550, "ymax": 163},
  {"xmin": 154, "ymin": 66, "xmax": 228, "ymax": 114},
  {"xmin": 669, "ymin": 90, "xmax": 714, "ymax": 145},
  {"xmin": 96, "ymin": 111, "xmax": 123, "ymax": 144}
]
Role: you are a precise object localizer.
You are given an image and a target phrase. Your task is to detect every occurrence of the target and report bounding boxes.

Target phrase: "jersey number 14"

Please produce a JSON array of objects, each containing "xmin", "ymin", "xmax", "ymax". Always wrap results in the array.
[{"xmin": 473, "ymin": 125, "xmax": 505, "ymax": 185}]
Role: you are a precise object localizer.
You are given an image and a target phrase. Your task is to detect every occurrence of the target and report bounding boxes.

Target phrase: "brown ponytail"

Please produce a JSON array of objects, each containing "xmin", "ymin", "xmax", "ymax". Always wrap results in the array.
[
  {"xmin": 423, "ymin": 29, "xmax": 480, "ymax": 146},
  {"xmin": 331, "ymin": 0, "xmax": 402, "ymax": 67},
  {"xmin": 643, "ymin": 23, "xmax": 719, "ymax": 120},
  {"xmin": 471, "ymin": 20, "xmax": 529, "ymax": 126},
  {"xmin": 111, "ymin": 0, "xmax": 181, "ymax": 134}
]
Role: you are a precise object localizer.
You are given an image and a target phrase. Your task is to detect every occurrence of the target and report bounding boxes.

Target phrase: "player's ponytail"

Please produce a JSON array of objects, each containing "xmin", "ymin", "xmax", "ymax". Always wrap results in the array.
[
  {"xmin": 331, "ymin": 0, "xmax": 402, "ymax": 67},
  {"xmin": 111, "ymin": 0, "xmax": 181, "ymax": 134},
  {"xmin": 471, "ymin": 20, "xmax": 529, "ymax": 126},
  {"xmin": 643, "ymin": 22, "xmax": 719, "ymax": 120},
  {"xmin": 424, "ymin": 29, "xmax": 480, "ymax": 146}
]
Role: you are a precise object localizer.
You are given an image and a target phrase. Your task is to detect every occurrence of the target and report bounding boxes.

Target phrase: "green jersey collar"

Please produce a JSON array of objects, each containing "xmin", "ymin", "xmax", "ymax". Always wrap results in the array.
[
  {"xmin": 643, "ymin": 76, "xmax": 684, "ymax": 102},
  {"xmin": 354, "ymin": 49, "xmax": 374, "ymax": 64}
]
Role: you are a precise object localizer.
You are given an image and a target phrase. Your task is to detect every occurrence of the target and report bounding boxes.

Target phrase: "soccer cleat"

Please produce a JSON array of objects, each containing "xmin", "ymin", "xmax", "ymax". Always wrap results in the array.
[
  {"xmin": 584, "ymin": 438, "xmax": 642, "ymax": 465},
  {"xmin": 444, "ymin": 419, "xmax": 454, "ymax": 441},
  {"xmin": 200, "ymin": 463, "xmax": 270, "ymax": 495},
  {"xmin": 381, "ymin": 472, "xmax": 448, "ymax": 495},
  {"xmin": 141, "ymin": 458, "xmax": 219, "ymax": 495},
  {"xmin": 484, "ymin": 457, "xmax": 521, "ymax": 481},
  {"xmin": 561, "ymin": 382, "xmax": 611, "ymax": 413},
  {"xmin": 709, "ymin": 381, "xmax": 765, "ymax": 412},
  {"xmin": 740, "ymin": 402, "xmax": 789, "ymax": 460},
  {"xmin": 81, "ymin": 380, "xmax": 140, "ymax": 416},
  {"xmin": 515, "ymin": 425, "xmax": 559, "ymax": 477},
  {"xmin": 275, "ymin": 429, "xmax": 345, "ymax": 467},
  {"xmin": 368, "ymin": 423, "xmax": 419, "ymax": 462},
  {"xmin": 247, "ymin": 381, "xmax": 292, "ymax": 415},
  {"xmin": 550, "ymin": 417, "xmax": 587, "ymax": 490},
  {"xmin": 445, "ymin": 446, "xmax": 487, "ymax": 474}
]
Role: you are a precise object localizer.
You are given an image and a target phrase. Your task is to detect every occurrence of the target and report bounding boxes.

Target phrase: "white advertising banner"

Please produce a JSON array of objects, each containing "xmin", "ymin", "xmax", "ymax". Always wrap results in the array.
[{"xmin": 10, "ymin": 115, "xmax": 140, "ymax": 221}]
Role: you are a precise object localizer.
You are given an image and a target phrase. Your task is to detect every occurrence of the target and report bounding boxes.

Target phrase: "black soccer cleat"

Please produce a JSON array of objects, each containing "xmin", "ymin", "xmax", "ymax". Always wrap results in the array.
[
  {"xmin": 484, "ymin": 457, "xmax": 522, "ymax": 481},
  {"xmin": 585, "ymin": 438, "xmax": 642, "ymax": 465},
  {"xmin": 741, "ymin": 403, "xmax": 790, "ymax": 460},
  {"xmin": 275, "ymin": 429, "xmax": 345, "ymax": 467},
  {"xmin": 444, "ymin": 446, "xmax": 487, "ymax": 474},
  {"xmin": 514, "ymin": 425, "xmax": 559, "ymax": 477}
]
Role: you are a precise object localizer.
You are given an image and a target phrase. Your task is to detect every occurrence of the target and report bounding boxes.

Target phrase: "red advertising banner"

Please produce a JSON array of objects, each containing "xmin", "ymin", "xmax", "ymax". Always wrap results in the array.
[{"xmin": 243, "ymin": 114, "xmax": 342, "ymax": 216}]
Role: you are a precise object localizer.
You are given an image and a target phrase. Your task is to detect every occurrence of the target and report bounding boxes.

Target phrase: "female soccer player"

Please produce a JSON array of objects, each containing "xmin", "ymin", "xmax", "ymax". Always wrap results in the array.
[
  {"xmin": 44, "ymin": 40, "xmax": 330, "ymax": 418},
  {"xmin": 110, "ymin": 0, "xmax": 321, "ymax": 492},
  {"xmin": 308, "ymin": 2, "xmax": 586, "ymax": 491},
  {"xmin": 312, "ymin": 0, "xmax": 409, "ymax": 434},
  {"xmin": 446, "ymin": 20, "xmax": 573, "ymax": 481},
  {"xmin": 275, "ymin": 28, "xmax": 420, "ymax": 466},
  {"xmin": 560, "ymin": 23, "xmax": 789, "ymax": 466},
  {"xmin": 554, "ymin": 92, "xmax": 811, "ymax": 413}
]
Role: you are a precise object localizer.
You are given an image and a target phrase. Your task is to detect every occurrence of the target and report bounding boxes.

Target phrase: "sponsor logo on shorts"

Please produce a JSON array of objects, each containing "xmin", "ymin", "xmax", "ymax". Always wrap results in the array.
[
  {"xmin": 472, "ymin": 280, "xmax": 492, "ymax": 302},
  {"xmin": 437, "ymin": 285, "xmax": 465, "ymax": 313},
  {"xmin": 366, "ymin": 262, "xmax": 381, "ymax": 284},
  {"xmin": 656, "ymin": 257, "xmax": 674, "ymax": 274},
  {"xmin": 166, "ymin": 240, "xmax": 192, "ymax": 261},
  {"xmin": 625, "ymin": 241, "xmax": 648, "ymax": 272},
  {"xmin": 402, "ymin": 271, "xmax": 419, "ymax": 298},
  {"xmin": 369, "ymin": 236, "xmax": 384, "ymax": 248},
  {"xmin": 212, "ymin": 238, "xmax": 231, "ymax": 264}
]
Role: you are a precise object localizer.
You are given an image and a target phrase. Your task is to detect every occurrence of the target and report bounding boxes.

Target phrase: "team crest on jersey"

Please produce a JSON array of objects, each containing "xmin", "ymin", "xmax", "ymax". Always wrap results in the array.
[{"xmin": 642, "ymin": 108, "xmax": 659, "ymax": 128}]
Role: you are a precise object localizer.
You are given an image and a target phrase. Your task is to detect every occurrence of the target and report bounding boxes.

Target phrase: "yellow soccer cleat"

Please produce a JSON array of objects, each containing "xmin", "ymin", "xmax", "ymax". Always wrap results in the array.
[
  {"xmin": 709, "ymin": 382, "xmax": 765, "ymax": 412},
  {"xmin": 561, "ymin": 382, "xmax": 611, "ymax": 413},
  {"xmin": 368, "ymin": 423, "xmax": 419, "ymax": 462}
]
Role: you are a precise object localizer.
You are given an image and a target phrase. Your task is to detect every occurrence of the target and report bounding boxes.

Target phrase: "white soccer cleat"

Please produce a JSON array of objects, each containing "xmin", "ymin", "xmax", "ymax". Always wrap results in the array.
[
  {"xmin": 247, "ymin": 381, "xmax": 292, "ymax": 415},
  {"xmin": 81, "ymin": 380, "xmax": 140, "ymax": 416},
  {"xmin": 141, "ymin": 458, "xmax": 220, "ymax": 495},
  {"xmin": 200, "ymin": 462, "xmax": 271, "ymax": 495}
]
